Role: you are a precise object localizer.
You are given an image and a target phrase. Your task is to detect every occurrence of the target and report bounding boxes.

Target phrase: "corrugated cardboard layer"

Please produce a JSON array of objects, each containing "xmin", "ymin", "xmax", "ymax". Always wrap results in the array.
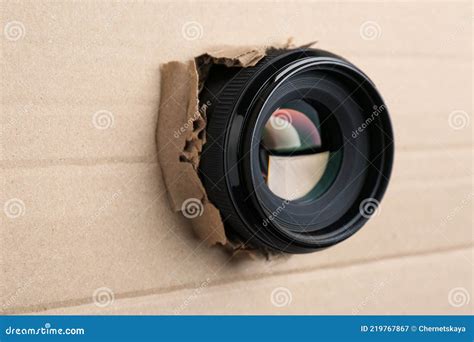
[
  {"xmin": 1, "ymin": 0, "xmax": 472, "ymax": 314},
  {"xmin": 2, "ymin": 60, "xmax": 471, "ymax": 163},
  {"xmin": 156, "ymin": 45, "xmax": 273, "ymax": 246},
  {"xmin": 157, "ymin": 59, "xmax": 227, "ymax": 245},
  {"xmin": 1, "ymin": 149, "xmax": 472, "ymax": 313},
  {"xmin": 37, "ymin": 248, "xmax": 473, "ymax": 315}
]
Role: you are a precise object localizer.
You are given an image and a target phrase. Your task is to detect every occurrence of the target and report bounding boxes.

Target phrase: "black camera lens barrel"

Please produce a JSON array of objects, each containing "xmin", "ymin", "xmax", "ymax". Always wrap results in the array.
[{"xmin": 199, "ymin": 48, "xmax": 394, "ymax": 253}]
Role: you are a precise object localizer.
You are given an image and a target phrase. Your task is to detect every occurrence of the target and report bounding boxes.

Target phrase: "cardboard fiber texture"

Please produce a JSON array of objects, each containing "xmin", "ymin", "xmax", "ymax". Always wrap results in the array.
[
  {"xmin": 157, "ymin": 42, "xmax": 296, "ymax": 247},
  {"xmin": 39, "ymin": 247, "xmax": 473, "ymax": 315},
  {"xmin": 157, "ymin": 60, "xmax": 227, "ymax": 245},
  {"xmin": 1, "ymin": 0, "xmax": 471, "ymax": 315}
]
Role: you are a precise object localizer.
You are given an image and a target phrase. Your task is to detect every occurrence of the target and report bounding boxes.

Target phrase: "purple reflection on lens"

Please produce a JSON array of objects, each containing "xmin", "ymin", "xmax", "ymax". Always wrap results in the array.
[{"xmin": 263, "ymin": 108, "xmax": 322, "ymax": 152}]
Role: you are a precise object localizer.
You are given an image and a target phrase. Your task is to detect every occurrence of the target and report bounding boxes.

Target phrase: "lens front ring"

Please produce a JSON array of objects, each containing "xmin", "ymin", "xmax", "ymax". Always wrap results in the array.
[{"xmin": 199, "ymin": 48, "xmax": 394, "ymax": 253}]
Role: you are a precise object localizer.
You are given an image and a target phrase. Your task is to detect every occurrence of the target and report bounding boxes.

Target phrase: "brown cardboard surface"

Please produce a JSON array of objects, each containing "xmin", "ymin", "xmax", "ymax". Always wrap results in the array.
[
  {"xmin": 157, "ymin": 60, "xmax": 227, "ymax": 244},
  {"xmin": 35, "ymin": 247, "xmax": 474, "ymax": 315},
  {"xmin": 2, "ymin": 59, "xmax": 471, "ymax": 163},
  {"xmin": 156, "ymin": 40, "xmax": 302, "ymax": 247},
  {"xmin": 1, "ymin": 0, "xmax": 472, "ymax": 315},
  {"xmin": 156, "ymin": 46, "xmax": 268, "ymax": 246},
  {"xmin": 2, "ymin": 150, "xmax": 471, "ymax": 313}
]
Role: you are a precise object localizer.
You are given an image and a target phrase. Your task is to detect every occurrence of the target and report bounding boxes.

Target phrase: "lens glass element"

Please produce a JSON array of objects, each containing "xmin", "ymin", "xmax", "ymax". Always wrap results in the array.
[{"xmin": 260, "ymin": 100, "xmax": 342, "ymax": 201}]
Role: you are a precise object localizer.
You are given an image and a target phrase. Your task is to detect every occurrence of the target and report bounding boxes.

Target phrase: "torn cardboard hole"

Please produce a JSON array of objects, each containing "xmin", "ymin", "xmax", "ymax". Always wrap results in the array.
[{"xmin": 156, "ymin": 39, "xmax": 315, "ymax": 254}]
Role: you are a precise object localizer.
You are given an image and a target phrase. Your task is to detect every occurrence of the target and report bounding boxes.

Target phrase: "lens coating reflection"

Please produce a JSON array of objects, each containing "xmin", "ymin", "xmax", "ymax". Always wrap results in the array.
[{"xmin": 260, "ymin": 100, "xmax": 342, "ymax": 201}]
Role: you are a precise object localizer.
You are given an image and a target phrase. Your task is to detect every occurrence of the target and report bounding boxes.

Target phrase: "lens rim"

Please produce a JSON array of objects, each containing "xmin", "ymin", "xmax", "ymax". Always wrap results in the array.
[
  {"xmin": 250, "ymin": 81, "xmax": 367, "ymax": 227},
  {"xmin": 199, "ymin": 48, "xmax": 394, "ymax": 253}
]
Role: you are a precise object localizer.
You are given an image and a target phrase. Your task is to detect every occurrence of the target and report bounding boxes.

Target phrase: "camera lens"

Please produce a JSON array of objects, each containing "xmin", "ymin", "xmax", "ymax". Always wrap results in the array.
[
  {"xmin": 199, "ymin": 48, "xmax": 394, "ymax": 253},
  {"xmin": 260, "ymin": 99, "xmax": 342, "ymax": 201}
]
